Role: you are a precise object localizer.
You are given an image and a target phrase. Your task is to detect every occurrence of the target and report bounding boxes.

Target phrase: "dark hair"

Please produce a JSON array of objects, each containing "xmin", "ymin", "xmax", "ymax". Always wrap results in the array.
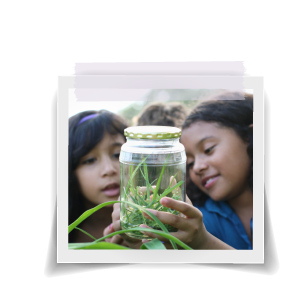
[
  {"xmin": 137, "ymin": 102, "xmax": 188, "ymax": 128},
  {"xmin": 68, "ymin": 110, "xmax": 127, "ymax": 241},
  {"xmin": 182, "ymin": 93, "xmax": 253, "ymax": 207}
]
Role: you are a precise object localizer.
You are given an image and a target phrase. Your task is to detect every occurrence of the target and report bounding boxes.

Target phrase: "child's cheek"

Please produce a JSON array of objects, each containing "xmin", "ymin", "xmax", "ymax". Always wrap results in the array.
[{"xmin": 190, "ymin": 171, "xmax": 204, "ymax": 191}]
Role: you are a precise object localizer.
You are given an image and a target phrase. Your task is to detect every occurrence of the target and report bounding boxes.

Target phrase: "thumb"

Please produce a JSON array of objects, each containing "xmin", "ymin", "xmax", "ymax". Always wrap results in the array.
[
  {"xmin": 185, "ymin": 195, "xmax": 193, "ymax": 206},
  {"xmin": 170, "ymin": 176, "xmax": 177, "ymax": 187},
  {"xmin": 103, "ymin": 223, "xmax": 115, "ymax": 237}
]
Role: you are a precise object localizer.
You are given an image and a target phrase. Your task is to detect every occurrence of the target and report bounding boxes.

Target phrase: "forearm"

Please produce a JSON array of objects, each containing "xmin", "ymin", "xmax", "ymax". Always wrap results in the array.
[{"xmin": 200, "ymin": 231, "xmax": 235, "ymax": 250}]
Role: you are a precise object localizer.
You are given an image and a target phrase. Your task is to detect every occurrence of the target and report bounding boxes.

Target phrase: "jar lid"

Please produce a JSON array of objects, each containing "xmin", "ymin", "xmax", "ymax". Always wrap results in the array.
[{"xmin": 124, "ymin": 126, "xmax": 181, "ymax": 139}]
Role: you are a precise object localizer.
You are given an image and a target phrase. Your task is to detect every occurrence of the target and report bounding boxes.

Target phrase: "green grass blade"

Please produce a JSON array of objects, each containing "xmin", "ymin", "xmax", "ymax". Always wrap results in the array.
[
  {"xmin": 150, "ymin": 179, "xmax": 157, "ymax": 193},
  {"xmin": 68, "ymin": 200, "xmax": 119, "ymax": 234},
  {"xmin": 140, "ymin": 167, "xmax": 151, "ymax": 199},
  {"xmin": 128, "ymin": 188, "xmax": 138, "ymax": 204},
  {"xmin": 154, "ymin": 180, "xmax": 184, "ymax": 204},
  {"xmin": 68, "ymin": 242, "xmax": 129, "ymax": 250},
  {"xmin": 140, "ymin": 167, "xmax": 155, "ymax": 195},
  {"xmin": 92, "ymin": 227, "xmax": 192, "ymax": 250},
  {"xmin": 140, "ymin": 238, "xmax": 166, "ymax": 250},
  {"xmin": 150, "ymin": 154, "xmax": 170, "ymax": 205},
  {"xmin": 143, "ymin": 163, "xmax": 150, "ymax": 201},
  {"xmin": 136, "ymin": 193, "xmax": 147, "ymax": 206},
  {"xmin": 134, "ymin": 189, "xmax": 147, "ymax": 224},
  {"xmin": 125, "ymin": 156, "xmax": 148, "ymax": 195},
  {"xmin": 166, "ymin": 172, "xmax": 178, "ymax": 191},
  {"xmin": 75, "ymin": 227, "xmax": 97, "ymax": 241}
]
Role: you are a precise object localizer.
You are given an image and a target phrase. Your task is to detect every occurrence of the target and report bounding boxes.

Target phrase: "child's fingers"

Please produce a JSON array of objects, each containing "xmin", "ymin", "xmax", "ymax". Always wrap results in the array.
[
  {"xmin": 121, "ymin": 235, "xmax": 143, "ymax": 249},
  {"xmin": 142, "ymin": 209, "xmax": 190, "ymax": 231},
  {"xmin": 113, "ymin": 220, "xmax": 142, "ymax": 244},
  {"xmin": 138, "ymin": 186, "xmax": 156, "ymax": 196},
  {"xmin": 103, "ymin": 223, "xmax": 115, "ymax": 237},
  {"xmin": 170, "ymin": 176, "xmax": 177, "ymax": 187},
  {"xmin": 112, "ymin": 202, "xmax": 120, "ymax": 212},
  {"xmin": 140, "ymin": 225, "xmax": 186, "ymax": 248},
  {"xmin": 160, "ymin": 197, "xmax": 202, "ymax": 219},
  {"xmin": 139, "ymin": 225, "xmax": 170, "ymax": 243},
  {"xmin": 112, "ymin": 220, "xmax": 122, "ymax": 232},
  {"xmin": 110, "ymin": 231, "xmax": 138, "ymax": 246},
  {"xmin": 107, "ymin": 218, "xmax": 142, "ymax": 248},
  {"xmin": 110, "ymin": 234, "xmax": 124, "ymax": 244},
  {"xmin": 113, "ymin": 202, "xmax": 120, "ymax": 209},
  {"xmin": 140, "ymin": 224, "xmax": 199, "ymax": 249},
  {"xmin": 112, "ymin": 203, "xmax": 121, "ymax": 221},
  {"xmin": 147, "ymin": 194, "xmax": 155, "ymax": 202},
  {"xmin": 185, "ymin": 195, "xmax": 193, "ymax": 206},
  {"xmin": 138, "ymin": 186, "xmax": 147, "ymax": 194}
]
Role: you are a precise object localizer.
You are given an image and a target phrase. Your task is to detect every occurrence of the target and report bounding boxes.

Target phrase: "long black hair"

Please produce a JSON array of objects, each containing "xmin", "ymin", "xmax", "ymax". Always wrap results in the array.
[
  {"xmin": 68, "ymin": 110, "xmax": 127, "ymax": 241},
  {"xmin": 182, "ymin": 93, "xmax": 253, "ymax": 207}
]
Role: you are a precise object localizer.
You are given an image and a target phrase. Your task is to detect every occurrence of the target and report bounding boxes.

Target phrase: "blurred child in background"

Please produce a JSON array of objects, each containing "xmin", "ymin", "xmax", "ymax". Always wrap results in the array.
[{"xmin": 136, "ymin": 102, "xmax": 189, "ymax": 128}]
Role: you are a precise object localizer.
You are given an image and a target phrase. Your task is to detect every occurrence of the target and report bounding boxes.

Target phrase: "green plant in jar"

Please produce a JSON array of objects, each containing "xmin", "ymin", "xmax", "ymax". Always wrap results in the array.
[{"xmin": 119, "ymin": 126, "xmax": 186, "ymax": 240}]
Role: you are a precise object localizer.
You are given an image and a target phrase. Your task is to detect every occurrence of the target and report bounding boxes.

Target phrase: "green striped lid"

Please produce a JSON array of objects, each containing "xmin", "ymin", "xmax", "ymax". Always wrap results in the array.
[{"xmin": 124, "ymin": 126, "xmax": 181, "ymax": 139}]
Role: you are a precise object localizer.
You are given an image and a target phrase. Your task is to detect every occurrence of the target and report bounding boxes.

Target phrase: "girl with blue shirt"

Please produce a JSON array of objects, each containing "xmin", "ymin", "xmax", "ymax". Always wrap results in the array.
[{"xmin": 182, "ymin": 95, "xmax": 253, "ymax": 249}]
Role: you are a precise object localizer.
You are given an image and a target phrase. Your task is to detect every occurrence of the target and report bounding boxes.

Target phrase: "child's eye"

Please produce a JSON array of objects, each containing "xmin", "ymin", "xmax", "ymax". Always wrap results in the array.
[
  {"xmin": 187, "ymin": 161, "xmax": 194, "ymax": 169},
  {"xmin": 113, "ymin": 153, "xmax": 120, "ymax": 159},
  {"xmin": 204, "ymin": 146, "xmax": 215, "ymax": 154},
  {"xmin": 82, "ymin": 158, "xmax": 96, "ymax": 165}
]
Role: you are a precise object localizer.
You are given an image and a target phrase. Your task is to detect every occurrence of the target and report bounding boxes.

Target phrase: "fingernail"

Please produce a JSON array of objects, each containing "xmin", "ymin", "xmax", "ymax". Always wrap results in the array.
[
  {"xmin": 142, "ymin": 213, "xmax": 151, "ymax": 220},
  {"xmin": 160, "ymin": 198, "xmax": 169, "ymax": 205},
  {"xmin": 143, "ymin": 210, "xmax": 156, "ymax": 218},
  {"xmin": 109, "ymin": 223, "xmax": 115, "ymax": 232}
]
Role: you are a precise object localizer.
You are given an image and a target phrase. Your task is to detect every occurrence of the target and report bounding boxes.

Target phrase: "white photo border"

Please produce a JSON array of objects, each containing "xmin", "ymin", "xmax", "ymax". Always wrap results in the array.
[{"xmin": 57, "ymin": 75, "xmax": 264, "ymax": 263}]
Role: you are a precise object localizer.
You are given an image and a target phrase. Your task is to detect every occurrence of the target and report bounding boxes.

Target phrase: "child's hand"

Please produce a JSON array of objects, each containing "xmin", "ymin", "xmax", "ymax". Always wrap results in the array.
[
  {"xmin": 140, "ymin": 196, "xmax": 208, "ymax": 249},
  {"xmin": 103, "ymin": 201, "xmax": 143, "ymax": 249},
  {"xmin": 140, "ymin": 195, "xmax": 234, "ymax": 250}
]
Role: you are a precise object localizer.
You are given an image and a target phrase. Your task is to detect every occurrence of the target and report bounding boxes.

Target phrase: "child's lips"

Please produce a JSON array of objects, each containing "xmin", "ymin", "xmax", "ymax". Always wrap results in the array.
[
  {"xmin": 102, "ymin": 184, "xmax": 120, "ymax": 197},
  {"xmin": 202, "ymin": 175, "xmax": 219, "ymax": 189}
]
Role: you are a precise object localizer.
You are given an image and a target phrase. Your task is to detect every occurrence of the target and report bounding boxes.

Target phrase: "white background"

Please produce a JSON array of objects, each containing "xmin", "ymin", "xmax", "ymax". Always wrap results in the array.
[
  {"xmin": 1, "ymin": 1, "xmax": 299, "ymax": 299},
  {"xmin": 68, "ymin": 88, "xmax": 150, "ymax": 117}
]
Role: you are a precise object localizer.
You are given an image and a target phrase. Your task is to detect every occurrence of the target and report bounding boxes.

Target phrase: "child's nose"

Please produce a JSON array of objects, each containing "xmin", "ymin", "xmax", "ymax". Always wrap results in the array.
[
  {"xmin": 101, "ymin": 157, "xmax": 117, "ymax": 177},
  {"xmin": 193, "ymin": 157, "xmax": 208, "ymax": 175}
]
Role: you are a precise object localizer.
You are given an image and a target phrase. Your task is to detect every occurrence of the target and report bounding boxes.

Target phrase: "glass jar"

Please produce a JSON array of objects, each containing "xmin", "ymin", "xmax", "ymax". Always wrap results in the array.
[{"xmin": 119, "ymin": 126, "xmax": 186, "ymax": 239}]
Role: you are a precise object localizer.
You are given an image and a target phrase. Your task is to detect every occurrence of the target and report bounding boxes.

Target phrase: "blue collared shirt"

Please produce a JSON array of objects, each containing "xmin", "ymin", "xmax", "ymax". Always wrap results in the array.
[{"xmin": 196, "ymin": 199, "xmax": 253, "ymax": 250}]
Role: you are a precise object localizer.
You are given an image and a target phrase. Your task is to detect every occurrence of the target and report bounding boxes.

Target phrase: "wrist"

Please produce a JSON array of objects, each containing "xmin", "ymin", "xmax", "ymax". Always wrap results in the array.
[
  {"xmin": 197, "ymin": 230, "xmax": 235, "ymax": 250},
  {"xmin": 196, "ymin": 226, "xmax": 210, "ymax": 249}
]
